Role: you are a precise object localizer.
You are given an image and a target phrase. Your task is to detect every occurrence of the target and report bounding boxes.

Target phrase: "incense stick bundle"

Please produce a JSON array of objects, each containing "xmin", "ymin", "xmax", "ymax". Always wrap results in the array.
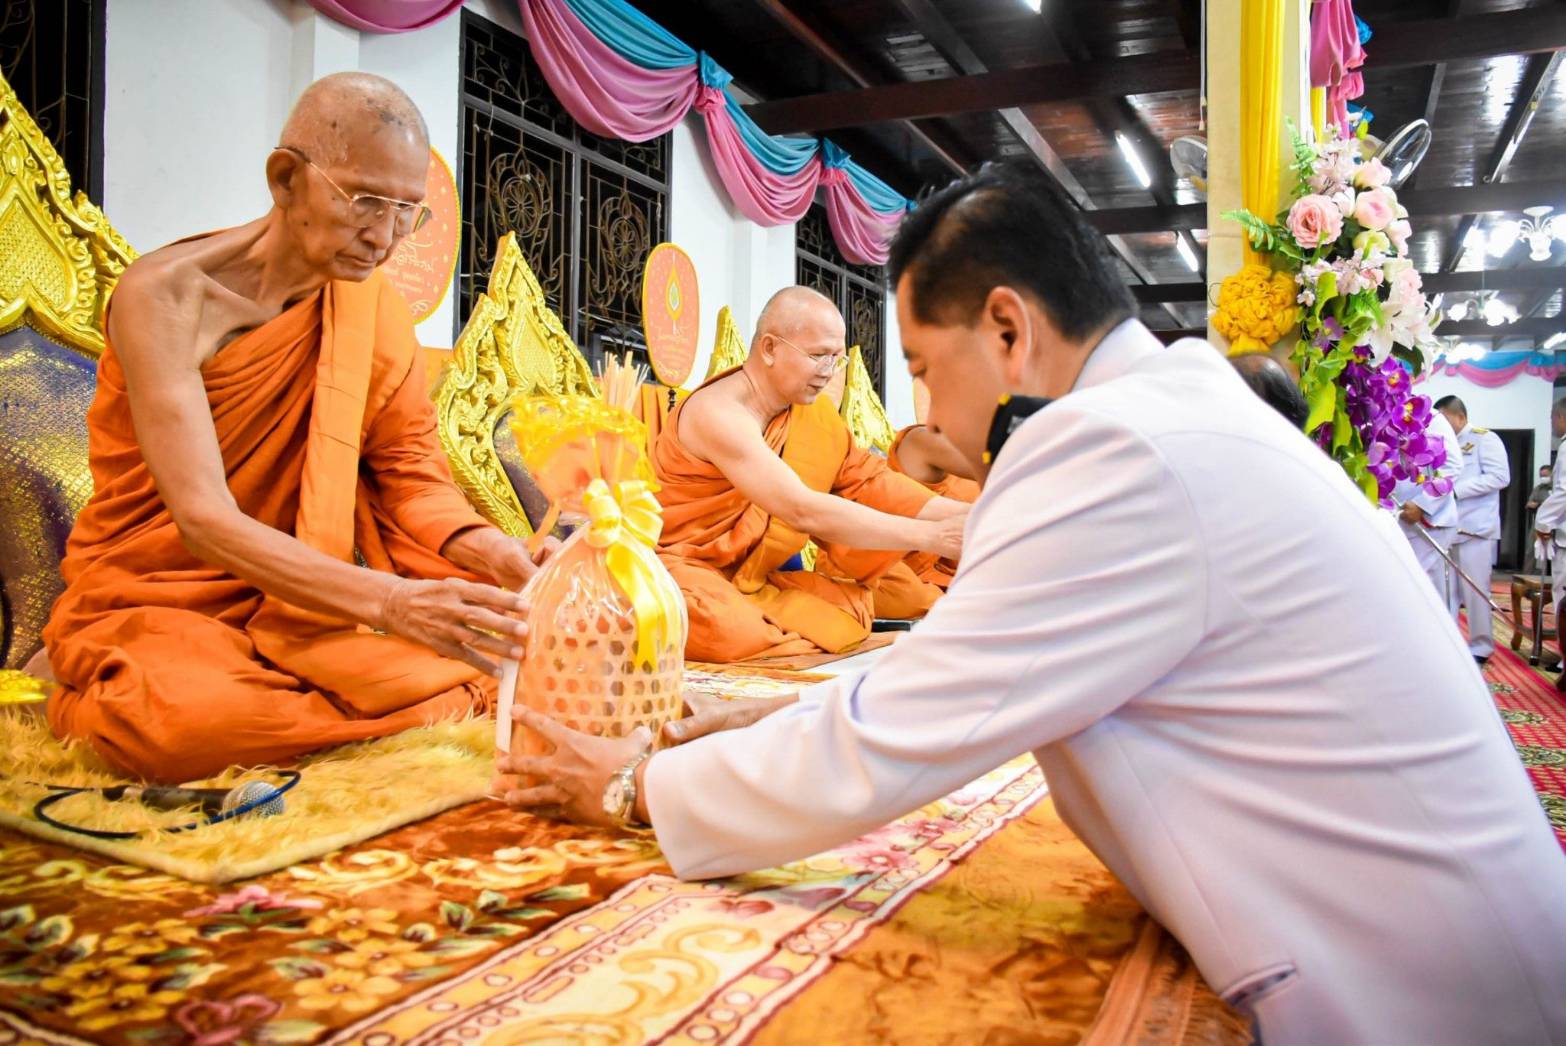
[{"xmin": 597, "ymin": 352, "xmax": 649, "ymax": 414}]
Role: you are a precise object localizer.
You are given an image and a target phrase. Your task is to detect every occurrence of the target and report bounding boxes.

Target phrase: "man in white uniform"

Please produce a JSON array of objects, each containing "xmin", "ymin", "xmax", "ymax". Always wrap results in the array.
[
  {"xmin": 1434, "ymin": 396, "xmax": 1511, "ymax": 662},
  {"xmin": 502, "ymin": 164, "xmax": 1566, "ymax": 1045},
  {"xmin": 1392, "ymin": 410, "xmax": 1462, "ymax": 600},
  {"xmin": 1531, "ymin": 400, "xmax": 1566, "ymax": 660}
]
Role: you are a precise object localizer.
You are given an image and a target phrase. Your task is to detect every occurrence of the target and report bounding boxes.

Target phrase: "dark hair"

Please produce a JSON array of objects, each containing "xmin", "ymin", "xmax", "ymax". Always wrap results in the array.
[
  {"xmin": 887, "ymin": 161, "xmax": 1135, "ymax": 340},
  {"xmin": 1554, "ymin": 398, "xmax": 1566, "ymax": 419},
  {"xmin": 1433, "ymin": 395, "xmax": 1465, "ymax": 415},
  {"xmin": 1230, "ymin": 353, "xmax": 1310, "ymax": 429}
]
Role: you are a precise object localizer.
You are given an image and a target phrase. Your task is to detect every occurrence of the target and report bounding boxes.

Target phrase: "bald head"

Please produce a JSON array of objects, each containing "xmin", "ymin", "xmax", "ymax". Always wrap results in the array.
[
  {"xmin": 754, "ymin": 286, "xmax": 841, "ymax": 344},
  {"xmin": 279, "ymin": 72, "xmax": 428, "ymax": 167}
]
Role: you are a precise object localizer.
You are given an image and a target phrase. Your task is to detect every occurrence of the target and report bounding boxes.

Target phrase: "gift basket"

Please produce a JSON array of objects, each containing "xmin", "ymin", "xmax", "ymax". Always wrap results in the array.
[{"xmin": 495, "ymin": 356, "xmax": 688, "ymax": 778}]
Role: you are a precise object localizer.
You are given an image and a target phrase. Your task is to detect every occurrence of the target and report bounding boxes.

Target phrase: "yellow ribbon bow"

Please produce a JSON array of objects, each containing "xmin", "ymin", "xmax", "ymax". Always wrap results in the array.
[{"xmin": 583, "ymin": 478, "xmax": 680, "ymax": 671}]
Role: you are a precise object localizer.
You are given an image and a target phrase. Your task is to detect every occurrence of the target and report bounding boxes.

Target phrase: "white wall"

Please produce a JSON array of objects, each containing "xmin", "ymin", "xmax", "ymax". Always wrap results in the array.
[
  {"xmin": 99, "ymin": 0, "xmax": 813, "ymax": 362},
  {"xmin": 882, "ymin": 286, "xmax": 915, "ymax": 429},
  {"xmin": 104, "ymin": 0, "xmax": 295, "ymax": 250},
  {"xmin": 1418, "ymin": 370, "xmax": 1556, "ymax": 468}
]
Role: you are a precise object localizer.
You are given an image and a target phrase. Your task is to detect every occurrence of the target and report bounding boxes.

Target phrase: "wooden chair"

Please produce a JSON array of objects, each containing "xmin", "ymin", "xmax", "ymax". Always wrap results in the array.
[{"xmin": 1509, "ymin": 574, "xmax": 1561, "ymax": 667}]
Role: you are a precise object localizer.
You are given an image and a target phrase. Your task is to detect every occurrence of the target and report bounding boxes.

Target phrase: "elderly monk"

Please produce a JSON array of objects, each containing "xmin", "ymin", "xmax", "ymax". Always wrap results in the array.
[
  {"xmin": 886, "ymin": 423, "xmax": 980, "ymax": 590},
  {"xmin": 654, "ymin": 286, "xmax": 968, "ymax": 662},
  {"xmin": 40, "ymin": 73, "xmax": 545, "ymax": 782}
]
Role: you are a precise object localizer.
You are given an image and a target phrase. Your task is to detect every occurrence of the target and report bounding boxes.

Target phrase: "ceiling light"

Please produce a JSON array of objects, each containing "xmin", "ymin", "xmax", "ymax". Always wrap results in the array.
[
  {"xmin": 1448, "ymin": 299, "xmax": 1470, "ymax": 321},
  {"xmin": 1450, "ymin": 341, "xmax": 1487, "ymax": 362},
  {"xmin": 1487, "ymin": 220, "xmax": 1520, "ymax": 258},
  {"xmin": 1482, "ymin": 296, "xmax": 1517, "ymax": 327},
  {"xmin": 1546, "ymin": 332, "xmax": 1566, "ymax": 350},
  {"xmin": 1463, "ymin": 225, "xmax": 1488, "ymax": 251},
  {"xmin": 1116, "ymin": 133, "xmax": 1152, "ymax": 190},
  {"xmin": 1019, "ymin": 0, "xmax": 1043, "ymax": 10},
  {"xmin": 1519, "ymin": 206, "xmax": 1563, "ymax": 262},
  {"xmin": 1175, "ymin": 234, "xmax": 1200, "ymax": 272}
]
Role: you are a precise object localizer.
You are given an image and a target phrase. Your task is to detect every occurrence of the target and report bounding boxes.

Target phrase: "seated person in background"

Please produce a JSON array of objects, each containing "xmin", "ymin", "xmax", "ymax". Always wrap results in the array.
[
  {"xmin": 1229, "ymin": 352, "xmax": 1308, "ymax": 429},
  {"xmin": 653, "ymin": 286, "xmax": 968, "ymax": 662},
  {"xmin": 41, "ymin": 73, "xmax": 547, "ymax": 782},
  {"xmin": 886, "ymin": 423, "xmax": 980, "ymax": 589}
]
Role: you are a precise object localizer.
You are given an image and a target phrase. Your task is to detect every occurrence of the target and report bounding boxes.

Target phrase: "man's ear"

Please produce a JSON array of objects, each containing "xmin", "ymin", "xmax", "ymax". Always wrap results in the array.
[
  {"xmin": 982, "ymin": 286, "xmax": 1035, "ymax": 390},
  {"xmin": 266, "ymin": 149, "xmax": 305, "ymax": 210}
]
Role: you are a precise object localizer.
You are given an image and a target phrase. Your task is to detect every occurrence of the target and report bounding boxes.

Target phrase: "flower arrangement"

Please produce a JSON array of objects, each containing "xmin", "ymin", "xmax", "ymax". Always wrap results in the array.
[{"xmin": 1224, "ymin": 129, "xmax": 1450, "ymax": 505}]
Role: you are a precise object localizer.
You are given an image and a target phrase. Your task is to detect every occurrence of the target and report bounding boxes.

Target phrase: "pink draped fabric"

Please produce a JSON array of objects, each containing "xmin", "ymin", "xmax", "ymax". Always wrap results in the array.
[
  {"xmin": 519, "ymin": 0, "xmax": 697, "ymax": 142},
  {"xmin": 305, "ymin": 0, "xmax": 463, "ymax": 33},
  {"xmin": 822, "ymin": 174, "xmax": 905, "ymax": 267},
  {"xmin": 695, "ymin": 87, "xmax": 821, "ymax": 226},
  {"xmin": 1310, "ymin": 0, "xmax": 1366, "ymax": 134}
]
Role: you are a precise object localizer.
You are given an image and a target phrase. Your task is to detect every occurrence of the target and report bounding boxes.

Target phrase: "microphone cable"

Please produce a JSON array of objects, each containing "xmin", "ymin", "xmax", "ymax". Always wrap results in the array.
[{"xmin": 27, "ymin": 771, "xmax": 302, "ymax": 840}]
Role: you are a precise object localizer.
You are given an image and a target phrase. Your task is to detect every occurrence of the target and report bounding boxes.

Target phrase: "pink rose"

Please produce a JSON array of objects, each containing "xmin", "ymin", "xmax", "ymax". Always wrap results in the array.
[
  {"xmin": 1354, "ymin": 188, "xmax": 1397, "ymax": 231},
  {"xmin": 1386, "ymin": 219, "xmax": 1412, "ymax": 254},
  {"xmin": 1287, "ymin": 194, "xmax": 1344, "ymax": 249},
  {"xmin": 1353, "ymin": 157, "xmax": 1391, "ymax": 189}
]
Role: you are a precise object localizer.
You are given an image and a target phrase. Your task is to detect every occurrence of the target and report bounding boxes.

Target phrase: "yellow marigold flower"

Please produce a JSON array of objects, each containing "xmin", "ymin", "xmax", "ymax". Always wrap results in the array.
[
  {"xmin": 1214, "ymin": 263, "xmax": 1299, "ymax": 356},
  {"xmin": 333, "ymin": 936, "xmax": 437, "ymax": 978},
  {"xmin": 293, "ymin": 967, "xmax": 402, "ymax": 1013},
  {"xmin": 102, "ymin": 919, "xmax": 200, "ymax": 957},
  {"xmin": 65, "ymin": 981, "xmax": 186, "ymax": 1032},
  {"xmin": 39, "ymin": 954, "xmax": 154, "ymax": 999},
  {"xmin": 305, "ymin": 908, "xmax": 400, "ymax": 943}
]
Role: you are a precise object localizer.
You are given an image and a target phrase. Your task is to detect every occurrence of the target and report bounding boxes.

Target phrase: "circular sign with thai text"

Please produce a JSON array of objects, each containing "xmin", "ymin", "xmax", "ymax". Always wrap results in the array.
[
  {"xmin": 379, "ymin": 146, "xmax": 459, "ymax": 326},
  {"xmin": 640, "ymin": 243, "xmax": 700, "ymax": 387}
]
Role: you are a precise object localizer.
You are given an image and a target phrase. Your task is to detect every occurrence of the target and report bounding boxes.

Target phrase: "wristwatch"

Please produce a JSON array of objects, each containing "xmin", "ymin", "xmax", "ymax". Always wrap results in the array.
[{"xmin": 601, "ymin": 746, "xmax": 652, "ymax": 828}]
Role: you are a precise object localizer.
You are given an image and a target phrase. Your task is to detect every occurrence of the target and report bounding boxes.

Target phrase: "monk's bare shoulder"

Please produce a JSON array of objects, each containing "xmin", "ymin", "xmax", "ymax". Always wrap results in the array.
[
  {"xmin": 110, "ymin": 229, "xmax": 263, "ymax": 368},
  {"xmin": 678, "ymin": 373, "xmax": 763, "ymax": 462}
]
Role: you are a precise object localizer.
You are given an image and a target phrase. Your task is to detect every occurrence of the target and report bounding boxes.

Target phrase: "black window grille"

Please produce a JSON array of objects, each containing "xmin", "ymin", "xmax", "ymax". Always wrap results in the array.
[
  {"xmin": 0, "ymin": 0, "xmax": 105, "ymax": 200},
  {"xmin": 795, "ymin": 204, "xmax": 887, "ymax": 399},
  {"xmin": 458, "ymin": 11, "xmax": 668, "ymax": 369}
]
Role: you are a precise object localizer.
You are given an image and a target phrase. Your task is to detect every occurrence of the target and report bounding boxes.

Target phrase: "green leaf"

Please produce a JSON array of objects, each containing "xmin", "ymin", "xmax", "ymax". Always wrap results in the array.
[
  {"xmin": 151, "ymin": 962, "xmax": 224, "ymax": 993},
  {"xmin": 255, "ymin": 1020, "xmax": 328, "ymax": 1045},
  {"xmin": 59, "ymin": 933, "xmax": 99, "ymax": 964},
  {"xmin": 402, "ymin": 922, "xmax": 437, "ymax": 943},
  {"xmin": 146, "ymin": 946, "xmax": 203, "ymax": 965},
  {"xmin": 289, "ymin": 938, "xmax": 347, "ymax": 955},
  {"xmin": 526, "ymin": 883, "xmax": 590, "ymax": 904},
  {"xmin": 125, "ymin": 1029, "xmax": 179, "ymax": 1042},
  {"xmin": 440, "ymin": 902, "xmax": 474, "ymax": 932},
  {"xmin": 0, "ymin": 970, "xmax": 41, "ymax": 986},
  {"xmin": 476, "ymin": 890, "xmax": 509, "ymax": 914},
  {"xmin": 24, "ymin": 915, "xmax": 71, "ymax": 951},
  {"xmin": 0, "ymin": 906, "xmax": 36, "ymax": 934},
  {"xmin": 496, "ymin": 907, "xmax": 554, "ymax": 921},
  {"xmin": 426, "ymin": 937, "xmax": 494, "ymax": 958},
  {"xmin": 268, "ymin": 956, "xmax": 328, "ymax": 982},
  {"xmin": 401, "ymin": 964, "xmax": 454, "ymax": 982},
  {"xmin": 465, "ymin": 924, "xmax": 523, "ymax": 938},
  {"xmin": 1304, "ymin": 379, "xmax": 1339, "ymax": 434}
]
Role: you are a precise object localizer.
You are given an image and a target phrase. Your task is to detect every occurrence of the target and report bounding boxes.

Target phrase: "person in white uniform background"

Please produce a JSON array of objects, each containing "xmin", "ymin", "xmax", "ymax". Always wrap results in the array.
[
  {"xmin": 1392, "ymin": 409, "xmax": 1463, "ymax": 600},
  {"xmin": 501, "ymin": 162, "xmax": 1566, "ymax": 1046},
  {"xmin": 1433, "ymin": 396, "xmax": 1510, "ymax": 663},
  {"xmin": 1531, "ymin": 399, "xmax": 1566, "ymax": 680}
]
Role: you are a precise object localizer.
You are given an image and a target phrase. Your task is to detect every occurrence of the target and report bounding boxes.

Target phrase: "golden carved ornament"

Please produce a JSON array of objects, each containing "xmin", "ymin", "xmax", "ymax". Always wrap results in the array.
[
  {"xmin": 433, "ymin": 232, "xmax": 599, "ymax": 538},
  {"xmin": 0, "ymin": 70, "xmax": 136, "ymax": 357},
  {"xmin": 839, "ymin": 344, "xmax": 896, "ymax": 453},
  {"xmin": 704, "ymin": 304, "xmax": 749, "ymax": 380}
]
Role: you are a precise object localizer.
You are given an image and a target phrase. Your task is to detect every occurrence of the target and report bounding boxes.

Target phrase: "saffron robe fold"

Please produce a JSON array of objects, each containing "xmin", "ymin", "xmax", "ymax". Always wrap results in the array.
[
  {"xmin": 653, "ymin": 380, "xmax": 935, "ymax": 662},
  {"xmin": 887, "ymin": 425, "xmax": 980, "ymax": 590},
  {"xmin": 44, "ymin": 273, "xmax": 496, "ymax": 781}
]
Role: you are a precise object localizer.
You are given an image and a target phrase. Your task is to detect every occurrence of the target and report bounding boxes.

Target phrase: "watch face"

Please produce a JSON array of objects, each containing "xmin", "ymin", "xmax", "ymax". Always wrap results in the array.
[{"xmin": 602, "ymin": 778, "xmax": 627, "ymax": 820}]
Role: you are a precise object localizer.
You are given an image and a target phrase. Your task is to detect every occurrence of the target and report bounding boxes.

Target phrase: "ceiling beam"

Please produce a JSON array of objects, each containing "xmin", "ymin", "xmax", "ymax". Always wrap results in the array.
[
  {"xmin": 745, "ymin": 51, "xmax": 1198, "ymax": 133},
  {"xmin": 744, "ymin": 0, "xmax": 970, "ymax": 177},
  {"xmin": 1086, "ymin": 203, "xmax": 1206, "ymax": 235},
  {"xmin": 1400, "ymin": 178, "xmax": 1566, "ymax": 217},
  {"xmin": 745, "ymin": 10, "xmax": 1566, "ymax": 135},
  {"xmin": 1442, "ymin": 52, "xmax": 1565, "ymax": 272},
  {"xmin": 1364, "ymin": 8, "xmax": 1566, "ymax": 70},
  {"xmin": 1426, "ymin": 318, "xmax": 1565, "ymax": 340}
]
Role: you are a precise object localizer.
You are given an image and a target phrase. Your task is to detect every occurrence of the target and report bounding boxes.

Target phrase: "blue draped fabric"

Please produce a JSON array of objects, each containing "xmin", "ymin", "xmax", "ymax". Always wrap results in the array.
[{"xmin": 561, "ymin": 0, "xmax": 694, "ymax": 69}]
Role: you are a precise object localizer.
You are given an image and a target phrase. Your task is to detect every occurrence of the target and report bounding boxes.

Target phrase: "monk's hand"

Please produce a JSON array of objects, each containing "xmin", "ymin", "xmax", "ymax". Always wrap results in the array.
[
  {"xmin": 500, "ymin": 708, "xmax": 650, "ymax": 827},
  {"xmin": 443, "ymin": 527, "xmax": 560, "ymax": 592},
  {"xmin": 663, "ymin": 692, "xmax": 798, "ymax": 745},
  {"xmin": 379, "ymin": 577, "xmax": 529, "ymax": 676},
  {"xmin": 924, "ymin": 510, "xmax": 967, "ymax": 560}
]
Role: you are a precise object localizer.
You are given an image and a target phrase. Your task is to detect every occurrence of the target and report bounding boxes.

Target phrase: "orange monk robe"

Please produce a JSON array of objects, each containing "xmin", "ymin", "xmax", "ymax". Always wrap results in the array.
[
  {"xmin": 887, "ymin": 425, "xmax": 981, "ymax": 590},
  {"xmin": 44, "ymin": 272, "xmax": 496, "ymax": 782},
  {"xmin": 654, "ymin": 382, "xmax": 936, "ymax": 662}
]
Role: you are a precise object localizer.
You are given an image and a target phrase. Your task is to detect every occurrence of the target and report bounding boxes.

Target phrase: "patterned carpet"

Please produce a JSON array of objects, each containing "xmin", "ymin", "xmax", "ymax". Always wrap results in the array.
[{"xmin": 1478, "ymin": 590, "xmax": 1566, "ymax": 849}]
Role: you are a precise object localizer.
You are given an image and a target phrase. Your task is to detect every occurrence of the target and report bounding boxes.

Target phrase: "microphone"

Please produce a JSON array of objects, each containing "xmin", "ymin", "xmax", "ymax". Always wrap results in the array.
[{"xmin": 100, "ymin": 780, "xmax": 286, "ymax": 818}]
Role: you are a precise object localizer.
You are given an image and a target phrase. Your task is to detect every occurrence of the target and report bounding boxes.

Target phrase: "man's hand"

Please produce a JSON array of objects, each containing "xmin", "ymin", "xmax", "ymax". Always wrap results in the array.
[
  {"xmin": 923, "ymin": 510, "xmax": 967, "ymax": 560},
  {"xmin": 443, "ymin": 527, "xmax": 561, "ymax": 591},
  {"xmin": 1399, "ymin": 502, "xmax": 1426, "ymax": 525},
  {"xmin": 499, "ymin": 708, "xmax": 650, "ymax": 827},
  {"xmin": 379, "ymin": 577, "xmax": 529, "ymax": 676},
  {"xmin": 663, "ymin": 692, "xmax": 798, "ymax": 744}
]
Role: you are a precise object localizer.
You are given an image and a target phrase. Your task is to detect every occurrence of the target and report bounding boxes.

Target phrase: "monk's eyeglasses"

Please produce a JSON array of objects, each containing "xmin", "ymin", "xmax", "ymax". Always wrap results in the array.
[
  {"xmin": 278, "ymin": 147, "xmax": 433, "ymax": 234},
  {"xmin": 771, "ymin": 333, "xmax": 848, "ymax": 374}
]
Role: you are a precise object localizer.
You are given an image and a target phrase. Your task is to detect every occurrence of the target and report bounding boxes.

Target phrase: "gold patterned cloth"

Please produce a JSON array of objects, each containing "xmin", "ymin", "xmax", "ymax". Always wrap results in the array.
[
  {"xmin": 0, "ymin": 751, "xmax": 1242, "ymax": 1045},
  {"xmin": 0, "ymin": 326, "xmax": 97, "ymax": 669}
]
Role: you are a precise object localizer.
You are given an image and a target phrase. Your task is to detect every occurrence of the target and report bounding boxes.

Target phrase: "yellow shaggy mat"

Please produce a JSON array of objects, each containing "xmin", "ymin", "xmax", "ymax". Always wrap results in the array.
[{"xmin": 0, "ymin": 711, "xmax": 493, "ymax": 884}]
